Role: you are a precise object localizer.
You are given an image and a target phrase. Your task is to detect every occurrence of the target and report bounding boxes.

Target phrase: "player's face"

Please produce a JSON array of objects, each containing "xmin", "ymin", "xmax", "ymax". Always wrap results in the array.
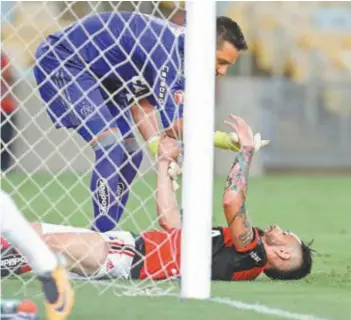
[
  {"xmin": 215, "ymin": 41, "xmax": 240, "ymax": 77},
  {"xmin": 263, "ymin": 225, "xmax": 302, "ymax": 271},
  {"xmin": 263, "ymin": 225, "xmax": 301, "ymax": 247}
]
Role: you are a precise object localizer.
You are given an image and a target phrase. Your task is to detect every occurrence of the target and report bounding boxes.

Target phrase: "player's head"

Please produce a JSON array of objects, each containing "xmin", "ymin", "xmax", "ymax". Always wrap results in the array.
[
  {"xmin": 260, "ymin": 225, "xmax": 313, "ymax": 280},
  {"xmin": 216, "ymin": 16, "xmax": 248, "ymax": 76}
]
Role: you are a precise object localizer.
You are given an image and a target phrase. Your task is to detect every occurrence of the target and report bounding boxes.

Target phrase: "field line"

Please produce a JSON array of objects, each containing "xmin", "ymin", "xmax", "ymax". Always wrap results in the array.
[
  {"xmin": 70, "ymin": 278, "xmax": 329, "ymax": 320},
  {"xmin": 210, "ymin": 296, "xmax": 329, "ymax": 320}
]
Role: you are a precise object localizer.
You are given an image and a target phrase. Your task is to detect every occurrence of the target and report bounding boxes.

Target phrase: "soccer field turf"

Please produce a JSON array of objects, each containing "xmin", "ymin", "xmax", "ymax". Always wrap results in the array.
[{"xmin": 2, "ymin": 172, "xmax": 351, "ymax": 319}]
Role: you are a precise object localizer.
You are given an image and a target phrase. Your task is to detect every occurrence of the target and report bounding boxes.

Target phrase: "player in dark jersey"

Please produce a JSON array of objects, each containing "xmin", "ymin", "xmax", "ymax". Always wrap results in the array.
[
  {"xmin": 1, "ymin": 116, "xmax": 312, "ymax": 281},
  {"xmin": 33, "ymin": 12, "xmax": 251, "ymax": 233}
]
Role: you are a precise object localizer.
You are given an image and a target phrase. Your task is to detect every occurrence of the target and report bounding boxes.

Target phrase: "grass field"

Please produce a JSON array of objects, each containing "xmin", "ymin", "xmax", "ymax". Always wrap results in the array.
[{"xmin": 2, "ymin": 172, "xmax": 351, "ymax": 319}]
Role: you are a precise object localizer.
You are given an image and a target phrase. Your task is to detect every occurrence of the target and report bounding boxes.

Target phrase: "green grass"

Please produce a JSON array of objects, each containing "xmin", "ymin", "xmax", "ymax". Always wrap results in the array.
[{"xmin": 2, "ymin": 172, "xmax": 351, "ymax": 319}]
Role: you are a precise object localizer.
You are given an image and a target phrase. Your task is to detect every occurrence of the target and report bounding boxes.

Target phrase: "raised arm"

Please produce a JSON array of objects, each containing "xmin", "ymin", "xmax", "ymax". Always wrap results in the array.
[
  {"xmin": 222, "ymin": 115, "xmax": 256, "ymax": 251},
  {"xmin": 156, "ymin": 135, "xmax": 182, "ymax": 230}
]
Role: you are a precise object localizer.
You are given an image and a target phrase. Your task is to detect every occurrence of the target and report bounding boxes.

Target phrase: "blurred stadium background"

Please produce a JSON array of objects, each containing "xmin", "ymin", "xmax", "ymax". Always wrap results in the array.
[
  {"xmin": 1, "ymin": 1, "xmax": 351, "ymax": 319},
  {"xmin": 2, "ymin": 1, "xmax": 351, "ymax": 175}
]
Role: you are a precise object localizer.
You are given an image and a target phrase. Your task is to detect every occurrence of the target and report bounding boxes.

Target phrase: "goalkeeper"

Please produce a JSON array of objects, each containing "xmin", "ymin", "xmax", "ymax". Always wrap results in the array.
[
  {"xmin": 33, "ymin": 11, "xmax": 258, "ymax": 232},
  {"xmin": 2, "ymin": 116, "xmax": 312, "ymax": 282}
]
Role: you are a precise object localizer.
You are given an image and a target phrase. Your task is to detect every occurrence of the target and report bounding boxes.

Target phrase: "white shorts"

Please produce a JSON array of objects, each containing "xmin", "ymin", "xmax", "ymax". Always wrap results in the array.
[
  {"xmin": 40, "ymin": 223, "xmax": 136, "ymax": 280},
  {"xmin": 93, "ymin": 230, "xmax": 136, "ymax": 279}
]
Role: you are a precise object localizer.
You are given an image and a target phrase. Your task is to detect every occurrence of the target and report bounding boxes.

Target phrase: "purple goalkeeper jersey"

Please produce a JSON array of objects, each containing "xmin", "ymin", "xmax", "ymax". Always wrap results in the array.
[{"xmin": 40, "ymin": 11, "xmax": 185, "ymax": 128}]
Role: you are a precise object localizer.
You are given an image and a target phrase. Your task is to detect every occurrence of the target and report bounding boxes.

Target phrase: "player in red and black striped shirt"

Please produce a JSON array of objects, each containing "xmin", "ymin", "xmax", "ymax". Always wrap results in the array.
[
  {"xmin": 1, "ymin": 116, "xmax": 313, "ymax": 282},
  {"xmin": 139, "ymin": 115, "xmax": 313, "ymax": 281}
]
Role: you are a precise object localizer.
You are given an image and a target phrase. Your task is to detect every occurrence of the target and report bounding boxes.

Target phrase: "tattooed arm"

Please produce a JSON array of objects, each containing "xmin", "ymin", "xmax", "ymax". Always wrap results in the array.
[{"xmin": 222, "ymin": 115, "xmax": 256, "ymax": 250}]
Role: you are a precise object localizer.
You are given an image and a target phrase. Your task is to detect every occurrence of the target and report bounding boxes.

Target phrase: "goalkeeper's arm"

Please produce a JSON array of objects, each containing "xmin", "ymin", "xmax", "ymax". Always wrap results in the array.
[
  {"xmin": 131, "ymin": 101, "xmax": 269, "ymax": 159},
  {"xmin": 131, "ymin": 99, "xmax": 160, "ymax": 144},
  {"xmin": 130, "ymin": 99, "xmax": 182, "ymax": 157}
]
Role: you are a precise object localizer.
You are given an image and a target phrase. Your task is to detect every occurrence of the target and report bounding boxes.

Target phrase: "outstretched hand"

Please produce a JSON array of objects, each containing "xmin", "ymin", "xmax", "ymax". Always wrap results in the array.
[
  {"xmin": 224, "ymin": 115, "xmax": 270, "ymax": 152},
  {"xmin": 224, "ymin": 114, "xmax": 255, "ymax": 149}
]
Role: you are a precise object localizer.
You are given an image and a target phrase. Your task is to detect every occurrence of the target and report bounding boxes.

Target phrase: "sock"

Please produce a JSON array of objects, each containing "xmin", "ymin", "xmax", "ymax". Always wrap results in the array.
[
  {"xmin": 115, "ymin": 147, "xmax": 143, "ymax": 220},
  {"xmin": 0, "ymin": 191, "xmax": 57, "ymax": 275},
  {"xmin": 91, "ymin": 143, "xmax": 125, "ymax": 232},
  {"xmin": 40, "ymin": 223, "xmax": 93, "ymax": 235}
]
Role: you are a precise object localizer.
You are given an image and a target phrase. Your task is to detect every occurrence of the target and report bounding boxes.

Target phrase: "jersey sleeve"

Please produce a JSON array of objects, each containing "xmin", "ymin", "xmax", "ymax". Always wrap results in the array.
[{"xmin": 234, "ymin": 228, "xmax": 268, "ymax": 268}]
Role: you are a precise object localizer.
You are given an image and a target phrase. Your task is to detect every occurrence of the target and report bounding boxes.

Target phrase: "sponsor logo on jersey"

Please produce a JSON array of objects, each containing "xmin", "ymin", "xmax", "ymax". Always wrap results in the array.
[
  {"xmin": 173, "ymin": 90, "xmax": 184, "ymax": 105},
  {"xmin": 126, "ymin": 76, "xmax": 150, "ymax": 104},
  {"xmin": 131, "ymin": 76, "xmax": 149, "ymax": 95},
  {"xmin": 97, "ymin": 179, "xmax": 109, "ymax": 215},
  {"xmin": 158, "ymin": 65, "xmax": 169, "ymax": 104},
  {"xmin": 170, "ymin": 25, "xmax": 185, "ymax": 37},
  {"xmin": 116, "ymin": 182, "xmax": 125, "ymax": 197},
  {"xmin": 249, "ymin": 251, "xmax": 262, "ymax": 263},
  {"xmin": 78, "ymin": 101, "xmax": 94, "ymax": 118}
]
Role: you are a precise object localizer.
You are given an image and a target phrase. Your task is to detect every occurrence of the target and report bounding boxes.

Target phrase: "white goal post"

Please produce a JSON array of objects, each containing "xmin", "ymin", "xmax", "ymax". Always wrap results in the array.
[
  {"xmin": 1, "ymin": 0, "xmax": 215, "ymax": 299},
  {"xmin": 181, "ymin": 0, "xmax": 215, "ymax": 299}
]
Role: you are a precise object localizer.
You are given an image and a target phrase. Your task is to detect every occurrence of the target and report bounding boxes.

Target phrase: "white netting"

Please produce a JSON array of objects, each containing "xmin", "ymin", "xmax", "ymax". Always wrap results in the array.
[{"xmin": 1, "ymin": 1, "xmax": 186, "ymax": 296}]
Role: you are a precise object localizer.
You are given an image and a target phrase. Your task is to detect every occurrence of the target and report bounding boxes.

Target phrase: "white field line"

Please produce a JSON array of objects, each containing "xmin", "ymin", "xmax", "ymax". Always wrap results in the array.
[
  {"xmin": 69, "ymin": 278, "xmax": 330, "ymax": 320},
  {"xmin": 210, "ymin": 296, "xmax": 330, "ymax": 320}
]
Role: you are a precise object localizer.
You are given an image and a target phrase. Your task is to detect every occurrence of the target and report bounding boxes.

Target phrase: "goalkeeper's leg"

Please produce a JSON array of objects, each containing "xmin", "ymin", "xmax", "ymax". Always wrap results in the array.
[
  {"xmin": 112, "ymin": 109, "xmax": 143, "ymax": 222},
  {"xmin": 113, "ymin": 139, "xmax": 143, "ymax": 219},
  {"xmin": 78, "ymin": 112, "xmax": 143, "ymax": 232},
  {"xmin": 78, "ymin": 122, "xmax": 126, "ymax": 232},
  {"xmin": 0, "ymin": 191, "xmax": 74, "ymax": 320},
  {"xmin": 35, "ymin": 59, "xmax": 131, "ymax": 232}
]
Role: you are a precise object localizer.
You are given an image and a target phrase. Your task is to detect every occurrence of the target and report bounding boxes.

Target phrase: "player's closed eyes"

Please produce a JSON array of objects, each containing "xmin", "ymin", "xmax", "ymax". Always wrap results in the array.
[{"xmin": 218, "ymin": 59, "xmax": 229, "ymax": 65}]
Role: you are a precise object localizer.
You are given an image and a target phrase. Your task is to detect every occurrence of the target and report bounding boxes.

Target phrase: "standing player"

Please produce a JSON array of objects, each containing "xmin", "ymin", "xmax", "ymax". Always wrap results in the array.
[
  {"xmin": 0, "ymin": 191, "xmax": 74, "ymax": 319},
  {"xmin": 2, "ymin": 116, "xmax": 313, "ymax": 282},
  {"xmin": 33, "ymin": 11, "xmax": 250, "ymax": 232}
]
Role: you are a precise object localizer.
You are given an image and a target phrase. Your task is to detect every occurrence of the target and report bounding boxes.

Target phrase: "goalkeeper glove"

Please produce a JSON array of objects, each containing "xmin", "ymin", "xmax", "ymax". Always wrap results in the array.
[
  {"xmin": 147, "ymin": 135, "xmax": 161, "ymax": 157},
  {"xmin": 214, "ymin": 131, "xmax": 269, "ymax": 152},
  {"xmin": 214, "ymin": 131, "xmax": 241, "ymax": 152}
]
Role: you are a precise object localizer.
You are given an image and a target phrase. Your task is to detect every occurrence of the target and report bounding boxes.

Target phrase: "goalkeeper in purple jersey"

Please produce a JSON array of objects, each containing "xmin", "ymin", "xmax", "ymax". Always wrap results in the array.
[{"xmin": 33, "ymin": 11, "xmax": 250, "ymax": 232}]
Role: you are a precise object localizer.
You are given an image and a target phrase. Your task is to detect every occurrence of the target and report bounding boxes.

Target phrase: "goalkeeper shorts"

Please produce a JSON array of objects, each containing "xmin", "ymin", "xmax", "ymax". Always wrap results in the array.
[{"xmin": 34, "ymin": 46, "xmax": 133, "ymax": 141}]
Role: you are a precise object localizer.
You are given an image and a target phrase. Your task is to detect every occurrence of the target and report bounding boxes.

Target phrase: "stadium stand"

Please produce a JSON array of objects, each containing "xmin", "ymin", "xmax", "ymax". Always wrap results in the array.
[
  {"xmin": 1, "ymin": 2, "xmax": 67, "ymax": 69},
  {"xmin": 227, "ymin": 2, "xmax": 351, "ymax": 115}
]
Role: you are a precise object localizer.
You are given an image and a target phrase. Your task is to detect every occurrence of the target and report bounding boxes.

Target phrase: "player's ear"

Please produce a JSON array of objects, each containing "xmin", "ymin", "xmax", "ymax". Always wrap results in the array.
[{"xmin": 273, "ymin": 246, "xmax": 291, "ymax": 261}]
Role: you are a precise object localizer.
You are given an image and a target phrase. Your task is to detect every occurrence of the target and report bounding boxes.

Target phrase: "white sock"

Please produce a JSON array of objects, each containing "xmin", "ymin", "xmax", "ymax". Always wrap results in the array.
[
  {"xmin": 0, "ymin": 191, "xmax": 57, "ymax": 274},
  {"xmin": 41, "ymin": 222, "xmax": 93, "ymax": 235}
]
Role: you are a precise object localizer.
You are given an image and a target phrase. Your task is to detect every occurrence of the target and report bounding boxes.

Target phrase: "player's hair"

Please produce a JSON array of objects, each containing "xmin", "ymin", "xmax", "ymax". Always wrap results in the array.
[
  {"xmin": 264, "ymin": 240, "xmax": 314, "ymax": 281},
  {"xmin": 216, "ymin": 16, "xmax": 248, "ymax": 50}
]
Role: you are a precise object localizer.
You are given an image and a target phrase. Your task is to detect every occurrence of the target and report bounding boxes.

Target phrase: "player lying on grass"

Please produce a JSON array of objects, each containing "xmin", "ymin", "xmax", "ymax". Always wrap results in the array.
[
  {"xmin": 1, "ymin": 191, "xmax": 73, "ymax": 320},
  {"xmin": 1, "ymin": 115, "xmax": 313, "ymax": 281},
  {"xmin": 34, "ymin": 10, "xmax": 255, "ymax": 232}
]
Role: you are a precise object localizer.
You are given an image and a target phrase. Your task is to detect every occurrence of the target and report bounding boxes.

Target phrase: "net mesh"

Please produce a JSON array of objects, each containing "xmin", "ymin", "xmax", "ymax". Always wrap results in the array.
[{"xmin": 1, "ymin": 1, "xmax": 186, "ymax": 297}]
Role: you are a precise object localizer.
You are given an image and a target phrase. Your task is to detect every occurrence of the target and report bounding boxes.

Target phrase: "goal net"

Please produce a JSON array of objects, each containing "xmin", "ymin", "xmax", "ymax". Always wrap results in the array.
[{"xmin": 1, "ymin": 0, "xmax": 214, "ymax": 298}]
